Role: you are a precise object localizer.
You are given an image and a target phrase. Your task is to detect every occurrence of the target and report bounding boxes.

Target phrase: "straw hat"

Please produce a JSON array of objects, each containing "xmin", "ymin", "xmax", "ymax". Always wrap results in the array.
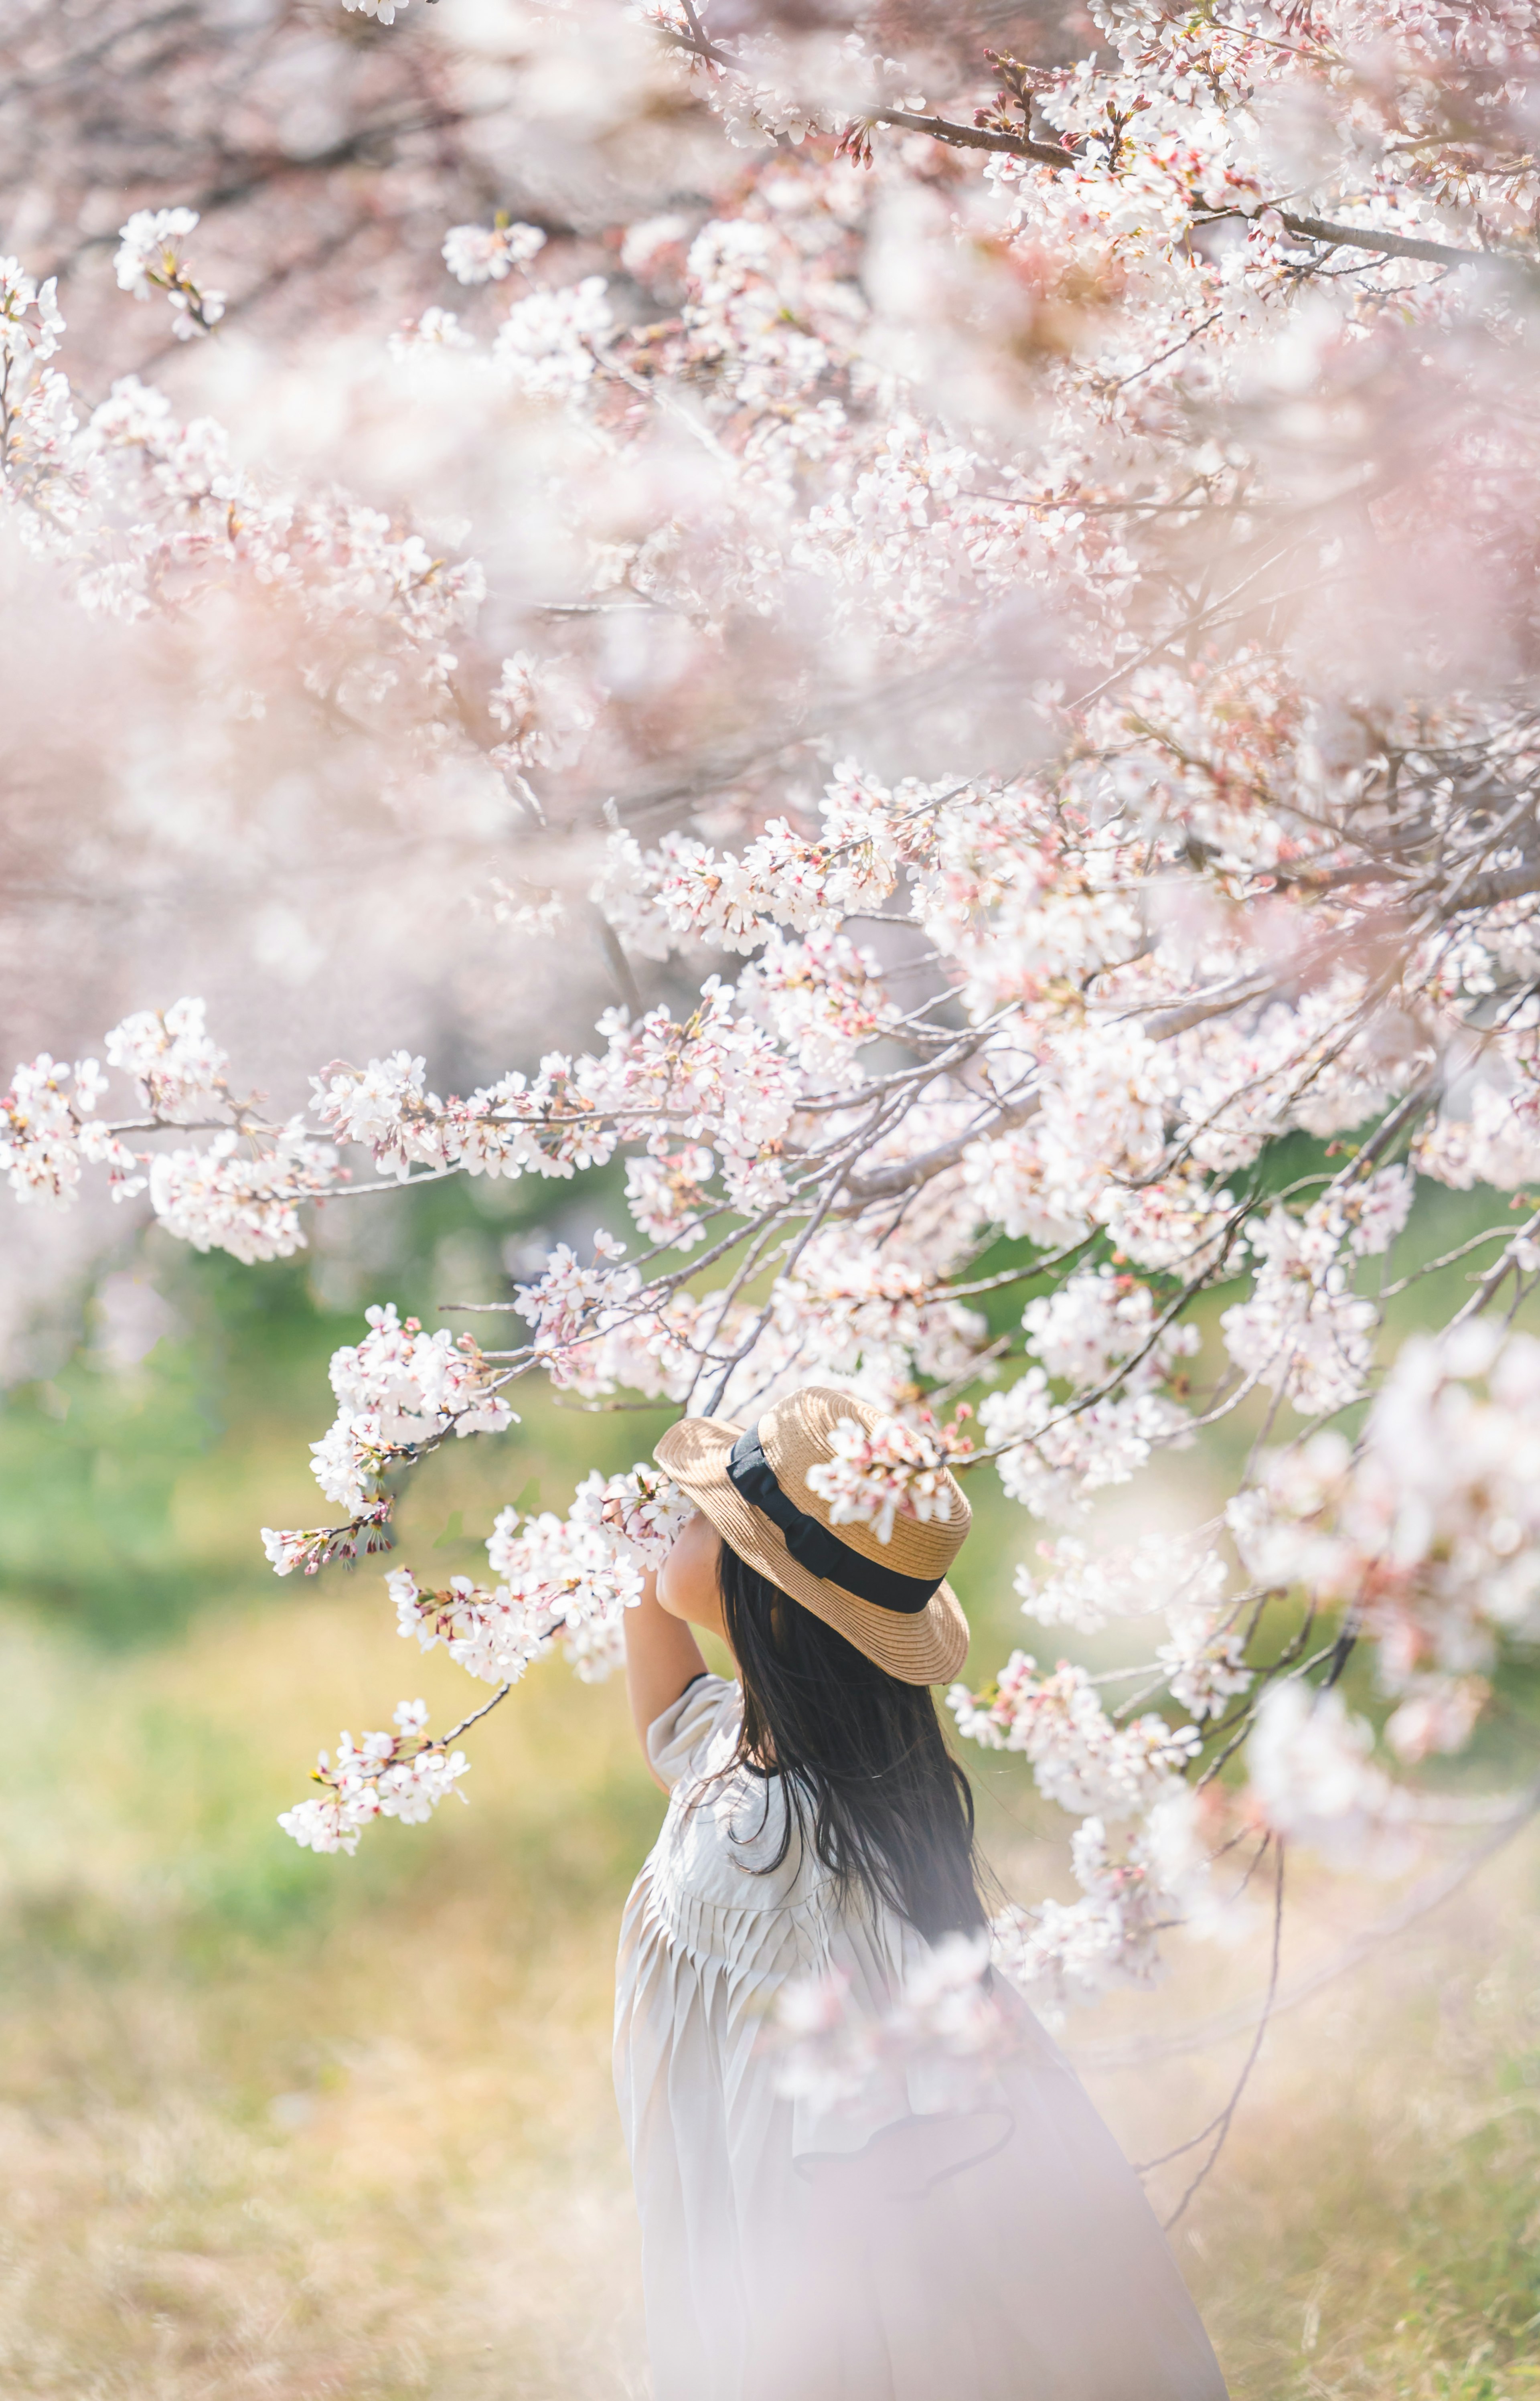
[{"xmin": 654, "ymin": 1386, "xmax": 971, "ymax": 1686}]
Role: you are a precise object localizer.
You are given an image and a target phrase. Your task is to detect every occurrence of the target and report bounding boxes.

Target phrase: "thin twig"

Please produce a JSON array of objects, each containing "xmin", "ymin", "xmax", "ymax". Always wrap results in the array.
[
  {"xmin": 431, "ymin": 1678, "xmax": 517, "ymax": 1749},
  {"xmin": 1157, "ymin": 1842, "xmax": 1285, "ymax": 2229},
  {"xmin": 1074, "ymin": 1781, "xmax": 1540, "ymax": 2074}
]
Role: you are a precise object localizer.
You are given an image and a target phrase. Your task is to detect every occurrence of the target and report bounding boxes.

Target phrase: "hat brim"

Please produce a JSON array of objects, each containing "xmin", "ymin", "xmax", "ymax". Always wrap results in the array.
[{"xmin": 655, "ymin": 1416, "xmax": 971, "ymax": 1686}]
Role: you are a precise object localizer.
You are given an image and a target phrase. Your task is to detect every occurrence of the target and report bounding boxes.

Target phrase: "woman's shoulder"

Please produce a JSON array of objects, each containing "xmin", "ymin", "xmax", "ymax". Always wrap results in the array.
[
  {"xmin": 645, "ymin": 1670, "xmax": 742, "ymax": 1789},
  {"xmin": 642, "ymin": 1678, "xmax": 835, "ymax": 1915}
]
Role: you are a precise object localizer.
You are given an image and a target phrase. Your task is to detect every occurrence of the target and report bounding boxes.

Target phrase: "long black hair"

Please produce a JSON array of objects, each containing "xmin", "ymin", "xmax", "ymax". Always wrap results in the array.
[{"xmin": 712, "ymin": 1540, "xmax": 987, "ymax": 1945}]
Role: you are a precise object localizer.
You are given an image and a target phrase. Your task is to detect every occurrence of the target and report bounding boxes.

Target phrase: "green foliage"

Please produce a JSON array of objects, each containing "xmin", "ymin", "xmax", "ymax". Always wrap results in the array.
[{"xmin": 0, "ymin": 1330, "xmax": 223, "ymax": 1643}]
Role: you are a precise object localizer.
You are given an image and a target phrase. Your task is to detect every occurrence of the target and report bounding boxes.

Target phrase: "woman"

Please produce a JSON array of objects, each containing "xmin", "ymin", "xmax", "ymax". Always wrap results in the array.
[{"xmin": 616, "ymin": 1385, "xmax": 1229, "ymax": 2401}]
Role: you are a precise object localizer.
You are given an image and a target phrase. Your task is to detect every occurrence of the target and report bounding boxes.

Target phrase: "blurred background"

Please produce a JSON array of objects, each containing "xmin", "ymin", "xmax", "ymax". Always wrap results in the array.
[{"xmin": 4, "ymin": 3, "xmax": 1540, "ymax": 2397}]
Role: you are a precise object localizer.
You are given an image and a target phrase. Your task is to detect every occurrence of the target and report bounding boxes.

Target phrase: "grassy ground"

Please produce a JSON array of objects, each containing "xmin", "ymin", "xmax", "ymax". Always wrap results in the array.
[
  {"xmin": 2, "ymin": 1576, "xmax": 1538, "ymax": 2401},
  {"xmin": 2, "ymin": 1191, "xmax": 1539, "ymax": 2398}
]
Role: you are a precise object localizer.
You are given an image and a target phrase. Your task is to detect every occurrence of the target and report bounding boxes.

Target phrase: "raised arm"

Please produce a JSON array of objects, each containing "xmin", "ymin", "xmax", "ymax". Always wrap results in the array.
[{"xmin": 624, "ymin": 1569, "xmax": 708, "ymax": 1792}]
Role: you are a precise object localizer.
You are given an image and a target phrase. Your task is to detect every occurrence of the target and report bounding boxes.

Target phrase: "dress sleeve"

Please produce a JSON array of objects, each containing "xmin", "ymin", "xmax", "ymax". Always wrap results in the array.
[{"xmin": 646, "ymin": 1671, "xmax": 739, "ymax": 1789}]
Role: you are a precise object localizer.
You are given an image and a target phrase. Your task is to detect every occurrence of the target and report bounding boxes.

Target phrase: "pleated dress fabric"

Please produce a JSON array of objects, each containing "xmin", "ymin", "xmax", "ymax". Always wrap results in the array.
[{"xmin": 613, "ymin": 1674, "xmax": 1230, "ymax": 2401}]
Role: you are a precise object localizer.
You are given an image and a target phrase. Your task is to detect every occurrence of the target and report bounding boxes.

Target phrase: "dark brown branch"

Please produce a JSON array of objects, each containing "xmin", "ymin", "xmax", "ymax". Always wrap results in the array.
[
  {"xmin": 1453, "ymin": 858, "xmax": 1540, "ymax": 912},
  {"xmin": 1275, "ymin": 209, "xmax": 1522, "ymax": 271},
  {"xmin": 432, "ymin": 1678, "xmax": 516, "ymax": 1749},
  {"xmin": 866, "ymin": 107, "xmax": 1069, "ymax": 171},
  {"xmin": 837, "ymin": 1084, "xmax": 1038, "ymax": 1207}
]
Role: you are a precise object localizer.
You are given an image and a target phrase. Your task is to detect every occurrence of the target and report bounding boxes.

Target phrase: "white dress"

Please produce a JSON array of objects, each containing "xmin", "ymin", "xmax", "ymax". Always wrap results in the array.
[{"xmin": 614, "ymin": 1675, "xmax": 1229, "ymax": 2401}]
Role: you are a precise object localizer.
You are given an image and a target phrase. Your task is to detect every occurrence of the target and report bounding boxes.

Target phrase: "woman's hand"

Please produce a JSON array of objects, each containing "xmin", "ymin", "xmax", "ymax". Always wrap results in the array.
[{"xmin": 624, "ymin": 1569, "xmax": 709, "ymax": 1791}]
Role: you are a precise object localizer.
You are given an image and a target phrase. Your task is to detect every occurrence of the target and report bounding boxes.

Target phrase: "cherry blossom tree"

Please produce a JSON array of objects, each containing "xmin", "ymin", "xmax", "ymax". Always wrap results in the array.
[{"xmin": 7, "ymin": 0, "xmax": 1540, "ymax": 2104}]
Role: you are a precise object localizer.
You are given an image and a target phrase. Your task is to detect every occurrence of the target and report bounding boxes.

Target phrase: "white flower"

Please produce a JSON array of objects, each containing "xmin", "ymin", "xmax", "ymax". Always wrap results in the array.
[
  {"xmin": 105, "ymin": 997, "xmax": 228, "ymax": 1121},
  {"xmin": 149, "ymin": 1123, "xmax": 336, "ymax": 1262},
  {"xmin": 115, "ymin": 209, "xmax": 200, "ymax": 300},
  {"xmin": 488, "ymin": 652, "xmax": 596, "ymax": 772},
  {"xmin": 442, "ymin": 221, "xmax": 547, "ymax": 285},
  {"xmin": 1220, "ymin": 1203, "xmax": 1378, "ymax": 1418},
  {"xmin": 113, "ymin": 209, "xmax": 225, "ymax": 336},
  {"xmin": 278, "ymin": 1704, "xmax": 468, "ymax": 1856},
  {"xmin": 389, "ymin": 307, "xmax": 476, "ymax": 358},
  {"xmin": 948, "ymin": 1653, "xmax": 1200, "ymax": 1816},
  {"xmin": 569, "ymin": 1463, "xmax": 694, "ymax": 1566},
  {"xmin": 804, "ymin": 1412, "xmax": 961, "ymax": 1544},
  {"xmin": 308, "ymin": 1303, "xmax": 517, "ymax": 1511},
  {"xmin": 766, "ymin": 1932, "xmax": 1013, "ymax": 2117},
  {"xmin": 1247, "ymin": 1684, "xmax": 1414, "ymax": 1875},
  {"xmin": 492, "ymin": 278, "xmax": 612, "ymax": 397},
  {"xmin": 263, "ymin": 1527, "xmax": 312, "ymax": 1578},
  {"xmin": 1155, "ymin": 1605, "xmax": 1252, "ymax": 1722},
  {"xmin": 1014, "ymin": 1533, "xmax": 1228, "ymax": 1636}
]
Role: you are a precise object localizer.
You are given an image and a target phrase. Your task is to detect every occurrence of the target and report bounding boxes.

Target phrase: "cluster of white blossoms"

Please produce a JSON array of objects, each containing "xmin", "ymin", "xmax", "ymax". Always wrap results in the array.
[
  {"xmin": 2, "ymin": 998, "xmax": 272, "ymax": 1216},
  {"xmin": 0, "ymin": 254, "xmax": 62, "ymax": 377},
  {"xmin": 734, "ymin": 928, "xmax": 894, "ymax": 1084},
  {"xmin": 149, "ymin": 1125, "xmax": 338, "ymax": 1265},
  {"xmin": 0, "ymin": 1053, "xmax": 125, "ymax": 1204},
  {"xmin": 766, "ymin": 1931, "xmax": 1015, "ymax": 2119},
  {"xmin": 298, "ymin": 983, "xmax": 800, "ymax": 1221},
  {"xmin": 948, "ymin": 1654, "xmax": 1203, "ymax": 1817},
  {"xmin": 971, "ymin": 1264, "xmax": 1204, "ymax": 1514},
  {"xmin": 442, "ymin": 219, "xmax": 547, "ymax": 286},
  {"xmin": 1244, "ymin": 1684, "xmax": 1416, "ymax": 1877},
  {"xmin": 375, "ymin": 1463, "xmax": 689, "ymax": 1712},
  {"xmin": 1219, "ymin": 1171, "xmax": 1414, "ymax": 1419},
  {"xmin": 1230, "ymin": 1322, "xmax": 1540, "ymax": 1766},
  {"xmin": 512, "ymin": 1234, "xmax": 644, "ymax": 1386},
  {"xmin": 488, "ymin": 652, "xmax": 598, "ymax": 776},
  {"xmin": 493, "ymin": 277, "xmax": 614, "ymax": 399},
  {"xmin": 277, "ymin": 1700, "xmax": 469, "ymax": 1856},
  {"xmin": 569, "ymin": 1462, "xmax": 696, "ymax": 1570},
  {"xmin": 9, "ymin": 0, "xmax": 1540, "ymax": 1981},
  {"xmin": 485, "ymin": 1505, "xmax": 645, "ymax": 1679},
  {"xmin": 1013, "ymin": 1534, "xmax": 1231, "ymax": 1638},
  {"xmin": 268, "ymin": 1304, "xmax": 519, "ymax": 1551},
  {"xmin": 1155, "ymin": 1607, "xmax": 1254, "ymax": 1728},
  {"xmin": 991, "ymin": 1792, "xmax": 1217, "ymax": 2020},
  {"xmin": 979, "ymin": 1372, "xmax": 1196, "ymax": 1522},
  {"xmin": 1021, "ymin": 1267, "xmax": 1198, "ymax": 1395},
  {"xmin": 113, "ymin": 207, "xmax": 225, "ymax": 338},
  {"xmin": 261, "ymin": 1501, "xmax": 394, "ymax": 1580},
  {"xmin": 104, "ymin": 999, "xmax": 229, "ymax": 1122},
  {"xmin": 1, "ymin": 260, "xmax": 483, "ymax": 669},
  {"xmin": 623, "ymin": 1145, "xmax": 718, "ymax": 1252},
  {"xmin": 804, "ymin": 1409, "xmax": 968, "ymax": 1544}
]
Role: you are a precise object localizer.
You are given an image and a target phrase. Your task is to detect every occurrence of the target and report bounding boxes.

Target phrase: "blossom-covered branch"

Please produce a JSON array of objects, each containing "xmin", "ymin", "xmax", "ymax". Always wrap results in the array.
[{"xmin": 8, "ymin": 0, "xmax": 1540, "ymax": 2020}]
